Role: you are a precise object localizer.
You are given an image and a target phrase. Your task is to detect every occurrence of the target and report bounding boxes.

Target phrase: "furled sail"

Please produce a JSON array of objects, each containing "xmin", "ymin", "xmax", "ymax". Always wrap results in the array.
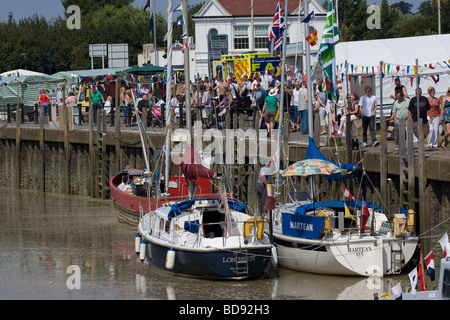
[{"xmin": 180, "ymin": 145, "xmax": 221, "ymax": 181}]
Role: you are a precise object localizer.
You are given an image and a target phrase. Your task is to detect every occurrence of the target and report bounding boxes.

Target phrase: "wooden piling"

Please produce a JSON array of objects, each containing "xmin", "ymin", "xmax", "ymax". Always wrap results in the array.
[{"xmin": 380, "ymin": 116, "xmax": 388, "ymax": 214}]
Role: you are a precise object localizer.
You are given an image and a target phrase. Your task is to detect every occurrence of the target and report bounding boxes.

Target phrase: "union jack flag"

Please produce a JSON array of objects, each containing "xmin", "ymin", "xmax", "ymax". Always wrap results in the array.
[{"xmin": 268, "ymin": 0, "xmax": 285, "ymax": 57}]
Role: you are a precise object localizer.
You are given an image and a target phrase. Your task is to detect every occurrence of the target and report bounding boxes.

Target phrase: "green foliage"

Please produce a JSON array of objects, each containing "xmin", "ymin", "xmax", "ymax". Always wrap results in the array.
[
  {"xmin": 337, "ymin": 0, "xmax": 447, "ymax": 41},
  {"xmin": 0, "ymin": 3, "xmax": 162, "ymax": 73},
  {"xmin": 337, "ymin": 0, "xmax": 369, "ymax": 41}
]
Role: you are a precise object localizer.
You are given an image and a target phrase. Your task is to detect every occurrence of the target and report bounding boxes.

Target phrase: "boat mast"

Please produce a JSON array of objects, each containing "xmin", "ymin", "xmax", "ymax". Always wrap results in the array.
[
  {"xmin": 164, "ymin": 0, "xmax": 174, "ymax": 196},
  {"xmin": 275, "ymin": 0, "xmax": 289, "ymax": 195},
  {"xmin": 181, "ymin": 0, "xmax": 196, "ymax": 199},
  {"xmin": 305, "ymin": 0, "xmax": 313, "ymax": 139}
]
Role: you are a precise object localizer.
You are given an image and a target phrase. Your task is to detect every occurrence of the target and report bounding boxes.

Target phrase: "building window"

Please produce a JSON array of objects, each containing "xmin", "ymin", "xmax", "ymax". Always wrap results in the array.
[
  {"xmin": 234, "ymin": 26, "xmax": 249, "ymax": 50},
  {"xmin": 254, "ymin": 25, "xmax": 269, "ymax": 49}
]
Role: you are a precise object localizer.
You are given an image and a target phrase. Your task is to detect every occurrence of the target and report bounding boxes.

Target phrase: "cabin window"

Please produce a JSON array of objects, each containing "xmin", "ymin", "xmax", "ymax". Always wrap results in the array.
[
  {"xmin": 159, "ymin": 218, "xmax": 164, "ymax": 232},
  {"xmin": 202, "ymin": 211, "xmax": 224, "ymax": 238},
  {"xmin": 234, "ymin": 26, "xmax": 249, "ymax": 50},
  {"xmin": 165, "ymin": 220, "xmax": 171, "ymax": 232}
]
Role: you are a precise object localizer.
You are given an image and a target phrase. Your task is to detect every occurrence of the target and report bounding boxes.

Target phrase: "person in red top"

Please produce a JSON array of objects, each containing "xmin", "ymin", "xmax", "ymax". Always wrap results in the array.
[
  {"xmin": 39, "ymin": 89, "xmax": 50, "ymax": 122},
  {"xmin": 427, "ymin": 86, "xmax": 440, "ymax": 148}
]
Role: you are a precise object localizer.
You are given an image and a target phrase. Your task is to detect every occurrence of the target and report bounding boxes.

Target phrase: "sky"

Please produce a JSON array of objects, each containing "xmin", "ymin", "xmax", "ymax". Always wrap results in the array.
[
  {"xmin": 0, "ymin": 0, "xmax": 205, "ymax": 22},
  {"xmin": 0, "ymin": 0, "xmax": 427, "ymax": 23}
]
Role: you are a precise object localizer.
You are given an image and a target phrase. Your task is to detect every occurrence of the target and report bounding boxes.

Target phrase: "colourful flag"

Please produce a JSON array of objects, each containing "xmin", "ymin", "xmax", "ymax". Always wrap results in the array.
[
  {"xmin": 439, "ymin": 232, "xmax": 448, "ymax": 258},
  {"xmin": 425, "ymin": 251, "xmax": 435, "ymax": 281},
  {"xmin": 301, "ymin": 11, "xmax": 315, "ymax": 23},
  {"xmin": 360, "ymin": 201, "xmax": 370, "ymax": 234},
  {"xmin": 331, "ymin": 120, "xmax": 340, "ymax": 136},
  {"xmin": 144, "ymin": 0, "xmax": 151, "ymax": 11},
  {"xmin": 391, "ymin": 282, "xmax": 402, "ymax": 300},
  {"xmin": 342, "ymin": 186, "xmax": 354, "ymax": 200},
  {"xmin": 379, "ymin": 292, "xmax": 390, "ymax": 300},
  {"xmin": 173, "ymin": 4, "xmax": 182, "ymax": 12},
  {"xmin": 418, "ymin": 254, "xmax": 427, "ymax": 291},
  {"xmin": 268, "ymin": 0, "xmax": 285, "ymax": 57},
  {"xmin": 319, "ymin": 0, "xmax": 340, "ymax": 102},
  {"xmin": 306, "ymin": 29, "xmax": 318, "ymax": 46},
  {"xmin": 408, "ymin": 267, "xmax": 418, "ymax": 296},
  {"xmin": 344, "ymin": 205, "xmax": 355, "ymax": 221},
  {"xmin": 178, "ymin": 17, "xmax": 185, "ymax": 25},
  {"xmin": 149, "ymin": 13, "xmax": 154, "ymax": 32}
]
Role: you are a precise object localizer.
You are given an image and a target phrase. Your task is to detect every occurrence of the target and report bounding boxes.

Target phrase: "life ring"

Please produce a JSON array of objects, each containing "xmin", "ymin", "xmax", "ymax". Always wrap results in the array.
[{"xmin": 243, "ymin": 218, "xmax": 264, "ymax": 240}]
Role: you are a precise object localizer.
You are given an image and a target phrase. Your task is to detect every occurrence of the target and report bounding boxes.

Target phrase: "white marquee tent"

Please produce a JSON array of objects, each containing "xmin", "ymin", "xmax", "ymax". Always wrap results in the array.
[{"xmin": 335, "ymin": 34, "xmax": 450, "ymax": 116}]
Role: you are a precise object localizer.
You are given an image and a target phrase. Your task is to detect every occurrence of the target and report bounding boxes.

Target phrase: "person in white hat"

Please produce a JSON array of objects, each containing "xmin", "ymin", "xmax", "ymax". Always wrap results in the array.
[{"xmin": 262, "ymin": 88, "xmax": 280, "ymax": 136}]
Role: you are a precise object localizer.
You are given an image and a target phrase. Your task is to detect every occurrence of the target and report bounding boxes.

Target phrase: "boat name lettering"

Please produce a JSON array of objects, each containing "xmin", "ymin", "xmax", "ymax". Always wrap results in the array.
[
  {"xmin": 222, "ymin": 255, "xmax": 256, "ymax": 263},
  {"xmin": 289, "ymin": 221, "xmax": 314, "ymax": 231},
  {"xmin": 348, "ymin": 246, "xmax": 373, "ymax": 256}
]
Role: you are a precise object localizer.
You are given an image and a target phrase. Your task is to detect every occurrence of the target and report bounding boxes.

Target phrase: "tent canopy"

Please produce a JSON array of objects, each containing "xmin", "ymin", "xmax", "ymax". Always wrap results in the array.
[
  {"xmin": 123, "ymin": 64, "xmax": 165, "ymax": 75},
  {"xmin": 336, "ymin": 34, "xmax": 450, "ymax": 76},
  {"xmin": 0, "ymin": 69, "xmax": 75, "ymax": 108}
]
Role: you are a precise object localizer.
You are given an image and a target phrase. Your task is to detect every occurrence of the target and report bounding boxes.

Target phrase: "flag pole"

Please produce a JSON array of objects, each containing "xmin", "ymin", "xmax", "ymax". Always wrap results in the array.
[
  {"xmin": 164, "ymin": 0, "xmax": 174, "ymax": 195},
  {"xmin": 153, "ymin": 0, "xmax": 158, "ymax": 67}
]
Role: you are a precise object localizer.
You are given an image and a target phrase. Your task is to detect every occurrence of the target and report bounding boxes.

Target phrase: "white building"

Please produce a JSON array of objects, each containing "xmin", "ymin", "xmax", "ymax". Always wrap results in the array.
[{"xmin": 192, "ymin": 0, "xmax": 327, "ymax": 78}]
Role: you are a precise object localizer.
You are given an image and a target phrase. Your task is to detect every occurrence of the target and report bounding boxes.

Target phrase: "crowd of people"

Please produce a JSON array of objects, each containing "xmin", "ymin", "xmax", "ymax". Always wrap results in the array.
[{"xmin": 38, "ymin": 72, "xmax": 450, "ymax": 151}]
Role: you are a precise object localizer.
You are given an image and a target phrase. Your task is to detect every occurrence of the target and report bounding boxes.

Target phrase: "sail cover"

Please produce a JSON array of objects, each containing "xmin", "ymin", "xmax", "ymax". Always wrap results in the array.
[
  {"xmin": 181, "ymin": 145, "xmax": 221, "ymax": 181},
  {"xmin": 306, "ymin": 137, "xmax": 358, "ymax": 180}
]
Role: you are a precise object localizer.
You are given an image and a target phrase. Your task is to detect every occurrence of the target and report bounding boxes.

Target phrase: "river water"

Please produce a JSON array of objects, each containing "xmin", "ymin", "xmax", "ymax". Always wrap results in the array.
[{"xmin": 0, "ymin": 187, "xmax": 419, "ymax": 301}]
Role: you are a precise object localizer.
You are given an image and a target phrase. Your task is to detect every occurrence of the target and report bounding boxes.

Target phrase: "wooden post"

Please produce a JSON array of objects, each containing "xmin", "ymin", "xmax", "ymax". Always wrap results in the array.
[
  {"xmin": 407, "ymin": 119, "xmax": 415, "ymax": 209},
  {"xmin": 15, "ymin": 82, "xmax": 21, "ymax": 189},
  {"xmin": 39, "ymin": 102, "xmax": 45, "ymax": 192},
  {"xmin": 63, "ymin": 89, "xmax": 70, "ymax": 195},
  {"xmin": 380, "ymin": 115, "xmax": 388, "ymax": 214},
  {"xmin": 314, "ymin": 109, "xmax": 320, "ymax": 147},
  {"xmin": 115, "ymin": 80, "xmax": 122, "ymax": 171},
  {"xmin": 89, "ymin": 96, "xmax": 95, "ymax": 198},
  {"xmin": 418, "ymin": 118, "xmax": 429, "ymax": 252}
]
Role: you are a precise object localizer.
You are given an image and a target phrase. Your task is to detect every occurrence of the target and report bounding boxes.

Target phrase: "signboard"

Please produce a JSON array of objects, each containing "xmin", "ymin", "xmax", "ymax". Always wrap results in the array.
[
  {"xmin": 251, "ymin": 57, "xmax": 281, "ymax": 74},
  {"xmin": 209, "ymin": 34, "xmax": 228, "ymax": 60},
  {"xmin": 281, "ymin": 212, "xmax": 324, "ymax": 240},
  {"xmin": 108, "ymin": 44, "xmax": 129, "ymax": 68},
  {"xmin": 89, "ymin": 44, "xmax": 107, "ymax": 58}
]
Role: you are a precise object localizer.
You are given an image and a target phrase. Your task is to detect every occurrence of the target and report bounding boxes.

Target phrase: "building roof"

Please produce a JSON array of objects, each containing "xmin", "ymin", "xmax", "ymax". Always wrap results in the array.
[{"xmin": 216, "ymin": 0, "xmax": 300, "ymax": 16}]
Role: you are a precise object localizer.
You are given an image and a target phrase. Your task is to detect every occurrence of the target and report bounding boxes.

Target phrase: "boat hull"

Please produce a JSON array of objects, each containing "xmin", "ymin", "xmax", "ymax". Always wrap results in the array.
[
  {"xmin": 142, "ymin": 240, "xmax": 271, "ymax": 280},
  {"xmin": 109, "ymin": 173, "xmax": 211, "ymax": 226},
  {"xmin": 273, "ymin": 234, "xmax": 418, "ymax": 277}
]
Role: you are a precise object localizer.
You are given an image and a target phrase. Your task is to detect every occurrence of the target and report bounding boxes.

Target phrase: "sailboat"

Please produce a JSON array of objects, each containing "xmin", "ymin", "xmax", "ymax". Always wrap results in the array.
[
  {"xmin": 135, "ymin": 0, "xmax": 273, "ymax": 280},
  {"xmin": 269, "ymin": 0, "xmax": 418, "ymax": 277}
]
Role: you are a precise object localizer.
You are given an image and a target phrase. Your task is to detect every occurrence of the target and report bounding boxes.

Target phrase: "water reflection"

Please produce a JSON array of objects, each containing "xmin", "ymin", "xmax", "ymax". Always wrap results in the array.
[{"xmin": 0, "ymin": 187, "xmax": 414, "ymax": 300}]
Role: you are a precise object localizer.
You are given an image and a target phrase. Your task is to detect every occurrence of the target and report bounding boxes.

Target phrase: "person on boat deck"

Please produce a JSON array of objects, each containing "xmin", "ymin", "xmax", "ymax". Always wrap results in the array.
[{"xmin": 257, "ymin": 161, "xmax": 274, "ymax": 217}]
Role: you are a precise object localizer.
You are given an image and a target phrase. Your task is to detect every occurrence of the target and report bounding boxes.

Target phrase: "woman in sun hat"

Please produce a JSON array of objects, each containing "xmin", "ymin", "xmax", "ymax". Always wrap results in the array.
[{"xmin": 262, "ymin": 88, "xmax": 279, "ymax": 136}]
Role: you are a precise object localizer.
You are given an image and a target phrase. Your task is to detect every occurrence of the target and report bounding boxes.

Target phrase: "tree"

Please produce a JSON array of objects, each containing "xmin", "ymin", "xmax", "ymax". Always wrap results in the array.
[
  {"xmin": 390, "ymin": 1, "xmax": 414, "ymax": 14},
  {"xmin": 366, "ymin": 0, "xmax": 401, "ymax": 40},
  {"xmin": 337, "ymin": 0, "xmax": 369, "ymax": 41},
  {"xmin": 417, "ymin": 0, "xmax": 433, "ymax": 15}
]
